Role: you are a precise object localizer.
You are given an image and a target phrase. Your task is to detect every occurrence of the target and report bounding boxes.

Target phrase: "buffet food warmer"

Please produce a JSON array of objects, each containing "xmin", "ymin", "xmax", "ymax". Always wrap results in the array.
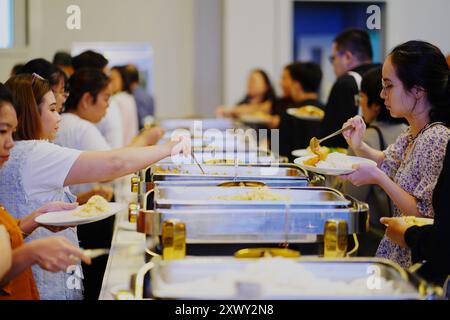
[
  {"xmin": 132, "ymin": 163, "xmax": 317, "ymax": 211},
  {"xmin": 137, "ymin": 187, "xmax": 368, "ymax": 255},
  {"xmin": 139, "ymin": 256, "xmax": 441, "ymax": 300}
]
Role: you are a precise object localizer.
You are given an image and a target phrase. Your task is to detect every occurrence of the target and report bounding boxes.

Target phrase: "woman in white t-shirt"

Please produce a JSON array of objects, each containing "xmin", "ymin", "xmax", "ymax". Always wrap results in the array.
[
  {"xmin": 55, "ymin": 69, "xmax": 164, "ymax": 204},
  {"xmin": 110, "ymin": 66, "xmax": 140, "ymax": 146},
  {"xmin": 0, "ymin": 74, "xmax": 189, "ymax": 300}
]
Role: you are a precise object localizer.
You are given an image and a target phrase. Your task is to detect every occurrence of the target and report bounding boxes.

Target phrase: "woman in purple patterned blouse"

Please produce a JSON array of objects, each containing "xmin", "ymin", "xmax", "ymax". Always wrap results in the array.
[{"xmin": 340, "ymin": 41, "xmax": 450, "ymax": 269}]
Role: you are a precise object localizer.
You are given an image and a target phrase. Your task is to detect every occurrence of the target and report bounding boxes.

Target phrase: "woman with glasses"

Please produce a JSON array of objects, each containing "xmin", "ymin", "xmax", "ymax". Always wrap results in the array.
[
  {"xmin": 341, "ymin": 41, "xmax": 450, "ymax": 269},
  {"xmin": 342, "ymin": 67, "xmax": 407, "ymax": 256},
  {"xmin": 0, "ymin": 74, "xmax": 189, "ymax": 300}
]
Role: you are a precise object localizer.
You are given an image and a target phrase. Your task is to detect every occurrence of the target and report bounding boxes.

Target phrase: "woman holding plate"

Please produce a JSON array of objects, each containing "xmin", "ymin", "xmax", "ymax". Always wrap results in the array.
[
  {"xmin": 341, "ymin": 40, "xmax": 450, "ymax": 269},
  {"xmin": 0, "ymin": 74, "xmax": 189, "ymax": 300},
  {"xmin": 0, "ymin": 83, "xmax": 91, "ymax": 300}
]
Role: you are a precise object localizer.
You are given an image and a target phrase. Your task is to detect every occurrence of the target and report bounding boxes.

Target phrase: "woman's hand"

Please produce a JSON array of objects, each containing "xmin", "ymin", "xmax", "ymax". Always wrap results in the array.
[
  {"xmin": 339, "ymin": 163, "xmax": 384, "ymax": 186},
  {"xmin": 342, "ymin": 116, "xmax": 366, "ymax": 151},
  {"xmin": 19, "ymin": 202, "xmax": 79, "ymax": 235},
  {"xmin": 380, "ymin": 217, "xmax": 410, "ymax": 248},
  {"xmin": 140, "ymin": 126, "xmax": 165, "ymax": 146},
  {"xmin": 27, "ymin": 237, "xmax": 91, "ymax": 272},
  {"xmin": 0, "ymin": 225, "xmax": 12, "ymax": 280},
  {"xmin": 166, "ymin": 133, "xmax": 191, "ymax": 158}
]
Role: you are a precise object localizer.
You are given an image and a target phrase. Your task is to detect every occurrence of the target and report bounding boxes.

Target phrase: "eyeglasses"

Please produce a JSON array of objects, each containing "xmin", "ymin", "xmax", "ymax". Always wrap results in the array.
[{"xmin": 31, "ymin": 73, "xmax": 45, "ymax": 85}]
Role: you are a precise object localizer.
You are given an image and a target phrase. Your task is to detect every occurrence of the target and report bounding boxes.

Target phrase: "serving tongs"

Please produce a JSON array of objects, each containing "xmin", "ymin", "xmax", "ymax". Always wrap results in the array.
[
  {"xmin": 309, "ymin": 124, "xmax": 353, "ymax": 153},
  {"xmin": 191, "ymin": 150, "xmax": 206, "ymax": 175}
]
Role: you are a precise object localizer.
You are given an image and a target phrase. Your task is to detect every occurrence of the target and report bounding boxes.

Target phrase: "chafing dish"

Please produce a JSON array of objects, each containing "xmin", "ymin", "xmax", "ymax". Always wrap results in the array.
[
  {"xmin": 158, "ymin": 118, "xmax": 237, "ymax": 131},
  {"xmin": 154, "ymin": 186, "xmax": 353, "ymax": 210},
  {"xmin": 157, "ymin": 151, "xmax": 277, "ymax": 165},
  {"xmin": 138, "ymin": 187, "xmax": 367, "ymax": 245},
  {"xmin": 151, "ymin": 163, "xmax": 308, "ymax": 184},
  {"xmin": 145, "ymin": 256, "xmax": 440, "ymax": 300}
]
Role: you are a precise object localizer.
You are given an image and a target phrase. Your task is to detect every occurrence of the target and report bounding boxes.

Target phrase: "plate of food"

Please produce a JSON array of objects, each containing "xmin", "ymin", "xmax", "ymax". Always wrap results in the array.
[
  {"xmin": 402, "ymin": 216, "xmax": 434, "ymax": 227},
  {"xmin": 291, "ymin": 147, "xmax": 348, "ymax": 158},
  {"xmin": 287, "ymin": 105, "xmax": 325, "ymax": 121},
  {"xmin": 239, "ymin": 111, "xmax": 273, "ymax": 124},
  {"xmin": 294, "ymin": 152, "xmax": 377, "ymax": 176},
  {"xmin": 35, "ymin": 196, "xmax": 124, "ymax": 227}
]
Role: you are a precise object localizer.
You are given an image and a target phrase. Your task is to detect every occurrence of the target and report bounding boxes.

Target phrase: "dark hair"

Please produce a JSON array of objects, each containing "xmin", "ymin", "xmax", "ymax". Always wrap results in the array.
[
  {"xmin": 125, "ymin": 64, "xmax": 140, "ymax": 85},
  {"xmin": 10, "ymin": 64, "xmax": 24, "ymax": 77},
  {"xmin": 0, "ymin": 83, "xmax": 14, "ymax": 109},
  {"xmin": 53, "ymin": 51, "xmax": 72, "ymax": 67},
  {"xmin": 361, "ymin": 67, "xmax": 405, "ymax": 124},
  {"xmin": 17, "ymin": 58, "xmax": 67, "ymax": 89},
  {"xmin": 390, "ymin": 40, "xmax": 450, "ymax": 126},
  {"xmin": 239, "ymin": 69, "xmax": 276, "ymax": 105},
  {"xmin": 72, "ymin": 50, "xmax": 109, "ymax": 71},
  {"xmin": 288, "ymin": 62, "xmax": 322, "ymax": 93},
  {"xmin": 5, "ymin": 74, "xmax": 51, "ymax": 140},
  {"xmin": 65, "ymin": 68, "xmax": 110, "ymax": 112},
  {"xmin": 111, "ymin": 66, "xmax": 133, "ymax": 94},
  {"xmin": 334, "ymin": 28, "xmax": 373, "ymax": 62}
]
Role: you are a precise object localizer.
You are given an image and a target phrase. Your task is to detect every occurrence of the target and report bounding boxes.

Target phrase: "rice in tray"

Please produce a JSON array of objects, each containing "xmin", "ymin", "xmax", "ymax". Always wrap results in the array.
[
  {"xmin": 211, "ymin": 188, "xmax": 290, "ymax": 201},
  {"xmin": 155, "ymin": 258, "xmax": 402, "ymax": 298}
]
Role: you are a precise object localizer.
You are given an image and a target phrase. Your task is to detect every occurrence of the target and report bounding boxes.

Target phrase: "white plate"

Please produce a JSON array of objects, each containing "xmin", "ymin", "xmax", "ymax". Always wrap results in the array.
[
  {"xmin": 294, "ymin": 155, "xmax": 377, "ymax": 176},
  {"xmin": 287, "ymin": 107, "xmax": 324, "ymax": 121},
  {"xmin": 291, "ymin": 149, "xmax": 312, "ymax": 158},
  {"xmin": 35, "ymin": 203, "xmax": 125, "ymax": 227},
  {"xmin": 239, "ymin": 114, "xmax": 272, "ymax": 124}
]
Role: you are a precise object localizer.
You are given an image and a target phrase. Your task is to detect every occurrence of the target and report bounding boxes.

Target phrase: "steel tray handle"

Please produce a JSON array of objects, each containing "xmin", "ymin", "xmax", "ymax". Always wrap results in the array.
[
  {"xmin": 143, "ymin": 189, "xmax": 155, "ymax": 211},
  {"xmin": 133, "ymin": 260, "xmax": 155, "ymax": 300},
  {"xmin": 344, "ymin": 193, "xmax": 369, "ymax": 212}
]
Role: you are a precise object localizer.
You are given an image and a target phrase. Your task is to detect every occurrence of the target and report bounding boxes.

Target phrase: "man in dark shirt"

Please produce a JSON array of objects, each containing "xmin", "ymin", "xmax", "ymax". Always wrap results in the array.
[
  {"xmin": 126, "ymin": 65, "xmax": 155, "ymax": 129},
  {"xmin": 319, "ymin": 28, "xmax": 378, "ymax": 148},
  {"xmin": 278, "ymin": 62, "xmax": 325, "ymax": 160}
]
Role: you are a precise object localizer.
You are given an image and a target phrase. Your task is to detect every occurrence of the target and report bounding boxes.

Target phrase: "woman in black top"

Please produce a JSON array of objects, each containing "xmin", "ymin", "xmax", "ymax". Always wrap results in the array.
[{"xmin": 381, "ymin": 140, "xmax": 450, "ymax": 286}]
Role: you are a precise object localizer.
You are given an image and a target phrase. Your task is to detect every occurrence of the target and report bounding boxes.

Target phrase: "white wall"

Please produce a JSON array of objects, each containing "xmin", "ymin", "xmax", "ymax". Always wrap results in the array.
[
  {"xmin": 385, "ymin": 0, "xmax": 450, "ymax": 54},
  {"xmin": 1, "ymin": 0, "xmax": 197, "ymax": 118},
  {"xmin": 2, "ymin": 0, "xmax": 450, "ymax": 116},
  {"xmin": 222, "ymin": 0, "xmax": 450, "ymax": 105},
  {"xmin": 223, "ymin": 0, "xmax": 292, "ymax": 106}
]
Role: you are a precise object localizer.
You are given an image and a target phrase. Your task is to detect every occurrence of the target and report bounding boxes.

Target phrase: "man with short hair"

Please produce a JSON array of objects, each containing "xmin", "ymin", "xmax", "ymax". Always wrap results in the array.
[
  {"xmin": 319, "ymin": 28, "xmax": 378, "ymax": 148},
  {"xmin": 53, "ymin": 51, "xmax": 74, "ymax": 77}
]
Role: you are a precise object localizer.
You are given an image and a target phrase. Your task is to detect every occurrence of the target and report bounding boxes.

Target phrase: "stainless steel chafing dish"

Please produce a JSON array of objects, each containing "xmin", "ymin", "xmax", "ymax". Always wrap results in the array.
[
  {"xmin": 130, "ymin": 163, "xmax": 322, "ymax": 214},
  {"xmin": 158, "ymin": 118, "xmax": 237, "ymax": 131},
  {"xmin": 137, "ymin": 187, "xmax": 368, "ymax": 245},
  {"xmin": 139, "ymin": 256, "xmax": 441, "ymax": 300},
  {"xmin": 151, "ymin": 163, "xmax": 308, "ymax": 184}
]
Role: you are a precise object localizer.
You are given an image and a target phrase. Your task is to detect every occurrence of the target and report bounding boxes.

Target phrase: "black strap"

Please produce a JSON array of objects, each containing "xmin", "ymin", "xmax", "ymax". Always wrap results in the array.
[
  {"xmin": 368, "ymin": 124, "xmax": 392, "ymax": 217},
  {"xmin": 368, "ymin": 124, "xmax": 386, "ymax": 150}
]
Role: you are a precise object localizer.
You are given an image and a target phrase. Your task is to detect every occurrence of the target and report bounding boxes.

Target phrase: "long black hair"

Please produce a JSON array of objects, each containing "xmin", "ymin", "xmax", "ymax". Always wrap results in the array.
[
  {"xmin": 390, "ymin": 40, "xmax": 450, "ymax": 126},
  {"xmin": 238, "ymin": 69, "xmax": 276, "ymax": 105}
]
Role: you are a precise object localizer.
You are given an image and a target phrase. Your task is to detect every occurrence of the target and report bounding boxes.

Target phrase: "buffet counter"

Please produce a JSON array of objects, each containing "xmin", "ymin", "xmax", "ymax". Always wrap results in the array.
[{"xmin": 99, "ymin": 211, "xmax": 146, "ymax": 300}]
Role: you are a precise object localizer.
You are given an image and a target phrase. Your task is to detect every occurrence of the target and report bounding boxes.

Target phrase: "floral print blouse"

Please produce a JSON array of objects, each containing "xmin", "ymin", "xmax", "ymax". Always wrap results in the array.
[{"xmin": 376, "ymin": 123, "xmax": 450, "ymax": 268}]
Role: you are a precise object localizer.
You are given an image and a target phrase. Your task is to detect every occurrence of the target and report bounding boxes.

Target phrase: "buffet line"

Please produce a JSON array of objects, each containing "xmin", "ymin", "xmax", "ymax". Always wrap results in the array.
[{"xmin": 101, "ymin": 118, "xmax": 445, "ymax": 300}]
